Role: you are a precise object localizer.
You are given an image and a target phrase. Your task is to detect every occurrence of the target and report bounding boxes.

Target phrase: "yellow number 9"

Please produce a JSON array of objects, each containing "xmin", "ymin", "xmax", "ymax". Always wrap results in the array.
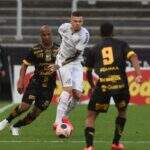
[{"xmin": 102, "ymin": 47, "xmax": 114, "ymax": 65}]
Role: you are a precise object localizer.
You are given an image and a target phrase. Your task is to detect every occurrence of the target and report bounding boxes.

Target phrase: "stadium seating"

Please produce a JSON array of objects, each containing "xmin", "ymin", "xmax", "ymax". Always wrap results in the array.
[
  {"xmin": 0, "ymin": 0, "xmax": 150, "ymax": 48},
  {"xmin": 77, "ymin": 0, "xmax": 150, "ymax": 48},
  {"xmin": 0, "ymin": 0, "xmax": 16, "ymax": 44}
]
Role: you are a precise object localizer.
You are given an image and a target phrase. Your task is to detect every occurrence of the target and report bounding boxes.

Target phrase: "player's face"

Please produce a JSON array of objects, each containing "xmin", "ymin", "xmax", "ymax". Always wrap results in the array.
[
  {"xmin": 41, "ymin": 28, "xmax": 52, "ymax": 46},
  {"xmin": 71, "ymin": 16, "xmax": 83, "ymax": 32}
]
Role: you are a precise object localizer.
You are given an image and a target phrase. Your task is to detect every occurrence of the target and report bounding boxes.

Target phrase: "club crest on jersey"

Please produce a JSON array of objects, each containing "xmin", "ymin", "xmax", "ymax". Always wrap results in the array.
[{"xmin": 45, "ymin": 51, "xmax": 51, "ymax": 62}]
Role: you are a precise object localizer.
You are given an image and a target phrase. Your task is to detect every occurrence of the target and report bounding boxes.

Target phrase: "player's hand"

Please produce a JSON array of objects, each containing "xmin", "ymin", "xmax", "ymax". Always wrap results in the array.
[
  {"xmin": 48, "ymin": 64, "xmax": 60, "ymax": 73},
  {"xmin": 17, "ymin": 79, "xmax": 24, "ymax": 94},
  {"xmin": 135, "ymin": 75, "xmax": 143, "ymax": 84}
]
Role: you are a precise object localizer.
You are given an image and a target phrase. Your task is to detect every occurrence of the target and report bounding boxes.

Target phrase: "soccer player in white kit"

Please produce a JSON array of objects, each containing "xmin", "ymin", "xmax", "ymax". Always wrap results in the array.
[{"xmin": 50, "ymin": 11, "xmax": 90, "ymax": 129}]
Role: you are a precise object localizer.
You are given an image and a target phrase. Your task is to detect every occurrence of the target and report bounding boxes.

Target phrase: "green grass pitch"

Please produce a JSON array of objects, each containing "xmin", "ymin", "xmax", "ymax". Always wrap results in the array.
[{"xmin": 0, "ymin": 104, "xmax": 150, "ymax": 150}]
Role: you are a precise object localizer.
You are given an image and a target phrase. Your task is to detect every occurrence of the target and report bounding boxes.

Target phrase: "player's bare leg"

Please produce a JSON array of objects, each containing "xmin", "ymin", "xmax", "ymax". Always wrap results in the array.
[
  {"xmin": 111, "ymin": 101, "xmax": 127, "ymax": 150},
  {"xmin": 10, "ymin": 106, "xmax": 45, "ymax": 136},
  {"xmin": 54, "ymin": 86, "xmax": 72, "ymax": 127},
  {"xmin": 65, "ymin": 89, "xmax": 81, "ymax": 116},
  {"xmin": 84, "ymin": 111, "xmax": 99, "ymax": 150},
  {"xmin": 0, "ymin": 102, "xmax": 30, "ymax": 131}
]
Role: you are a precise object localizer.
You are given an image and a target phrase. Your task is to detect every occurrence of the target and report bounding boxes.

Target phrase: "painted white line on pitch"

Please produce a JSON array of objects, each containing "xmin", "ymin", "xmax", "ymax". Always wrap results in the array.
[
  {"xmin": 0, "ymin": 103, "xmax": 14, "ymax": 113},
  {"xmin": 0, "ymin": 140, "xmax": 150, "ymax": 144}
]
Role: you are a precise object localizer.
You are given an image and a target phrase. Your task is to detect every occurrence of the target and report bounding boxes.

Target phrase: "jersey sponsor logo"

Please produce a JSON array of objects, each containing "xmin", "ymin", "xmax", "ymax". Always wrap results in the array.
[
  {"xmin": 101, "ymin": 84, "xmax": 125, "ymax": 92},
  {"xmin": 99, "ymin": 75, "xmax": 121, "ymax": 83},
  {"xmin": 33, "ymin": 50, "xmax": 43, "ymax": 54},
  {"xmin": 100, "ymin": 66, "xmax": 119, "ymax": 72}
]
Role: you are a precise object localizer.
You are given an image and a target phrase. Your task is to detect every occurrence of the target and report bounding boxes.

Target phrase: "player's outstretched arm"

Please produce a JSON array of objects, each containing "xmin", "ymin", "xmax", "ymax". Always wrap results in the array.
[
  {"xmin": 130, "ymin": 55, "xmax": 142, "ymax": 83},
  {"xmin": 62, "ymin": 50, "xmax": 82, "ymax": 66},
  {"xmin": 17, "ymin": 63, "xmax": 28, "ymax": 94}
]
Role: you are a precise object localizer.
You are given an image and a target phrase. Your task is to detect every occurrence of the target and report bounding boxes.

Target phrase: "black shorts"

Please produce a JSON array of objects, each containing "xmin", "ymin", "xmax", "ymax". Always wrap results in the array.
[
  {"xmin": 22, "ymin": 78, "xmax": 55, "ymax": 110},
  {"xmin": 88, "ymin": 88, "xmax": 130, "ymax": 113}
]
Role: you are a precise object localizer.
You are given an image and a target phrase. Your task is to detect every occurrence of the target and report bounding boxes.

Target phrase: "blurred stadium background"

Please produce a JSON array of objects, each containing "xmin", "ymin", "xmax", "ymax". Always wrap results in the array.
[{"xmin": 0, "ymin": 0, "xmax": 150, "ymax": 150}]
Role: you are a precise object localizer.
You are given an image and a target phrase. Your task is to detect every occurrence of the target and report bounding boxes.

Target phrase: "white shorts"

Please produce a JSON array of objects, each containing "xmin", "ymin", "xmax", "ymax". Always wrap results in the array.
[{"xmin": 56, "ymin": 63, "xmax": 83, "ymax": 92}]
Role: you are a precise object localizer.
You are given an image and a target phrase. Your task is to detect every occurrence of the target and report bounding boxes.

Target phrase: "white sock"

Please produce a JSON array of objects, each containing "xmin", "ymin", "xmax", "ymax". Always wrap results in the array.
[
  {"xmin": 55, "ymin": 91, "xmax": 71, "ymax": 124},
  {"xmin": 65, "ymin": 97, "xmax": 78, "ymax": 116}
]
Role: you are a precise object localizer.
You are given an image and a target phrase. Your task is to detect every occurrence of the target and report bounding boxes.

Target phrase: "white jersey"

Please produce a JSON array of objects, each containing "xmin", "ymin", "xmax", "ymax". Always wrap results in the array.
[{"xmin": 58, "ymin": 23, "xmax": 90, "ymax": 64}]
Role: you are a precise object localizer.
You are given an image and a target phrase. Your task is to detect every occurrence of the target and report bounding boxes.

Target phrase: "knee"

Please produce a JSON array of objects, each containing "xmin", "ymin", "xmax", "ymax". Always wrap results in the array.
[
  {"xmin": 116, "ymin": 100, "xmax": 128, "ymax": 112},
  {"xmin": 18, "ymin": 102, "xmax": 30, "ymax": 113},
  {"xmin": 118, "ymin": 109, "xmax": 127, "ymax": 118},
  {"xmin": 72, "ymin": 90, "xmax": 81, "ymax": 100}
]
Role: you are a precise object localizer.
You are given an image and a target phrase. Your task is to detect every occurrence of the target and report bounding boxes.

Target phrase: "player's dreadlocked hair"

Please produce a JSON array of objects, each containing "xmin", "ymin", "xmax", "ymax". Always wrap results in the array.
[
  {"xmin": 71, "ymin": 11, "xmax": 82, "ymax": 17},
  {"xmin": 100, "ymin": 22, "xmax": 113, "ymax": 37}
]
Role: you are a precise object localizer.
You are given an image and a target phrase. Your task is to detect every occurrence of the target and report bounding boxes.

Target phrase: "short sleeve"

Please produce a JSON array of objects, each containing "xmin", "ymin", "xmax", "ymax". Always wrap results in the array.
[
  {"xmin": 123, "ymin": 42, "xmax": 136, "ymax": 60},
  {"xmin": 22, "ymin": 48, "xmax": 35, "ymax": 65},
  {"xmin": 75, "ymin": 31, "xmax": 90, "ymax": 51},
  {"xmin": 58, "ymin": 23, "xmax": 67, "ymax": 36}
]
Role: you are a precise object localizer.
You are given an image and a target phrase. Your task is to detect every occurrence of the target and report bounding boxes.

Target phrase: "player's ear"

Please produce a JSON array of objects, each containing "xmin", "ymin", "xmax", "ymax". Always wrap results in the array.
[{"xmin": 81, "ymin": 19, "xmax": 83, "ymax": 25}]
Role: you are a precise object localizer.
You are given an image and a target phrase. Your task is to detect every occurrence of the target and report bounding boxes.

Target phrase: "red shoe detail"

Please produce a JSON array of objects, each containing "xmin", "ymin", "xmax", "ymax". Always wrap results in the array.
[
  {"xmin": 83, "ymin": 146, "xmax": 94, "ymax": 150},
  {"xmin": 111, "ymin": 143, "xmax": 124, "ymax": 150},
  {"xmin": 62, "ymin": 117, "xmax": 74, "ymax": 130}
]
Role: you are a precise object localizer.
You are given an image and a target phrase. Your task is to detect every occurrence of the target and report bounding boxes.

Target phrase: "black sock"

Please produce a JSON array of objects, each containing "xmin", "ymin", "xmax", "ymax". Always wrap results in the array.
[
  {"xmin": 113, "ymin": 117, "xmax": 126, "ymax": 144},
  {"xmin": 13, "ymin": 120, "xmax": 25, "ymax": 128},
  {"xmin": 85, "ymin": 127, "xmax": 95, "ymax": 147},
  {"xmin": 13, "ymin": 110, "xmax": 39, "ymax": 128},
  {"xmin": 6, "ymin": 115, "xmax": 15, "ymax": 123},
  {"xmin": 13, "ymin": 116, "xmax": 32, "ymax": 128}
]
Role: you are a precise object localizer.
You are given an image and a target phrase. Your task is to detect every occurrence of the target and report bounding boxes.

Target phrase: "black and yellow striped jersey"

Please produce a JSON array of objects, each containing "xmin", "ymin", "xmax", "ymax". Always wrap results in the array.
[
  {"xmin": 22, "ymin": 43, "xmax": 59, "ymax": 86},
  {"xmin": 85, "ymin": 37, "xmax": 136, "ymax": 94}
]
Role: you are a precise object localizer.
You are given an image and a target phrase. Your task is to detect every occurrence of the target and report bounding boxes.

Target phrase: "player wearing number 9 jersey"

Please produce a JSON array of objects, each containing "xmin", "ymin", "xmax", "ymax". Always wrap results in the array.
[{"xmin": 83, "ymin": 22, "xmax": 142, "ymax": 150}]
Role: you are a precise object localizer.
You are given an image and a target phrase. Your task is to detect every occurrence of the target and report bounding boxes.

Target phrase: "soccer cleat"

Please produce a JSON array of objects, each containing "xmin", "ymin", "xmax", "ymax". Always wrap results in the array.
[
  {"xmin": 62, "ymin": 117, "xmax": 74, "ymax": 130},
  {"xmin": 111, "ymin": 143, "xmax": 124, "ymax": 150},
  {"xmin": 83, "ymin": 146, "xmax": 94, "ymax": 150},
  {"xmin": 0, "ymin": 119, "xmax": 9, "ymax": 131},
  {"xmin": 10, "ymin": 126, "xmax": 20, "ymax": 136}
]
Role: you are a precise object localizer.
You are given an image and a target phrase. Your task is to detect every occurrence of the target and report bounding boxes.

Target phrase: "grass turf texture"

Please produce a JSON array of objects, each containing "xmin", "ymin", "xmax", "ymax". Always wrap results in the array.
[{"xmin": 0, "ymin": 104, "xmax": 150, "ymax": 150}]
